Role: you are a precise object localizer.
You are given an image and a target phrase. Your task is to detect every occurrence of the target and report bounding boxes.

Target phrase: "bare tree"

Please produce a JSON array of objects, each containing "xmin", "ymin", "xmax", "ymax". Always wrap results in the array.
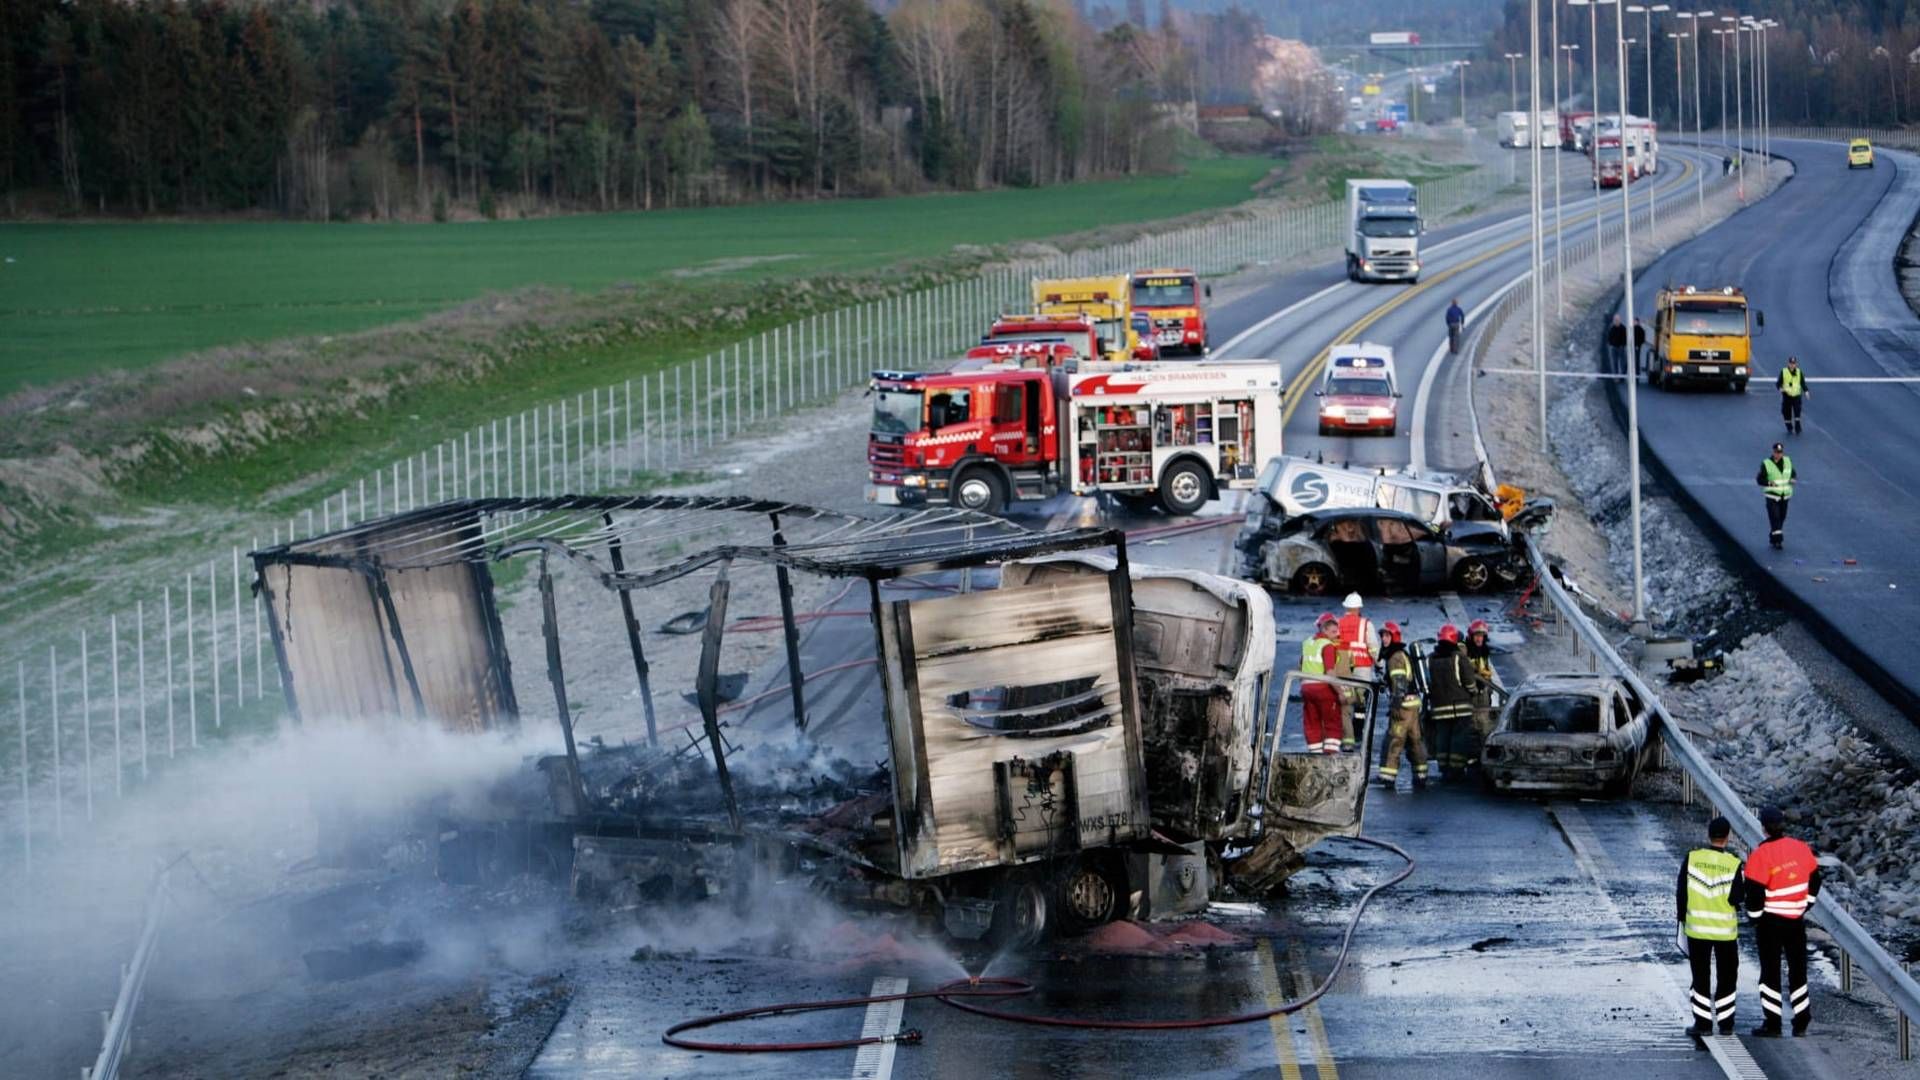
[
  {"xmin": 710, "ymin": 0, "xmax": 767, "ymax": 193},
  {"xmin": 766, "ymin": 0, "xmax": 843, "ymax": 194}
]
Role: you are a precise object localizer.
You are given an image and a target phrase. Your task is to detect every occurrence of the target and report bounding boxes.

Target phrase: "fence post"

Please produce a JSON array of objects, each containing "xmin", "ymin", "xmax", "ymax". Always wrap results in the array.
[
  {"xmin": 110, "ymin": 615, "xmax": 122, "ymax": 799},
  {"xmin": 231, "ymin": 547, "xmax": 243, "ymax": 702},
  {"xmin": 81, "ymin": 627, "xmax": 93, "ymax": 821},
  {"xmin": 49, "ymin": 645, "xmax": 61, "ymax": 837},
  {"xmin": 17, "ymin": 661, "xmax": 30, "ymax": 870},
  {"xmin": 136, "ymin": 601, "xmax": 147, "ymax": 777},
  {"xmin": 209, "ymin": 562, "xmax": 222, "ymax": 730}
]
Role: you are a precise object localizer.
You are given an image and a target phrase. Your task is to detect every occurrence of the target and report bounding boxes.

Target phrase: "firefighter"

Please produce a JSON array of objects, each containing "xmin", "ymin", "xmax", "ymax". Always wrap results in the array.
[
  {"xmin": 1425, "ymin": 623, "xmax": 1479, "ymax": 777},
  {"xmin": 1757, "ymin": 442, "xmax": 1797, "ymax": 550},
  {"xmin": 1337, "ymin": 593, "xmax": 1378, "ymax": 752},
  {"xmin": 1745, "ymin": 805, "xmax": 1823, "ymax": 1037},
  {"xmin": 1374, "ymin": 622, "xmax": 1426, "ymax": 789},
  {"xmin": 1465, "ymin": 619, "xmax": 1499, "ymax": 770},
  {"xmin": 1777, "ymin": 356, "xmax": 1808, "ymax": 435},
  {"xmin": 1300, "ymin": 613, "xmax": 1344, "ymax": 754},
  {"xmin": 1678, "ymin": 816, "xmax": 1744, "ymax": 1037}
]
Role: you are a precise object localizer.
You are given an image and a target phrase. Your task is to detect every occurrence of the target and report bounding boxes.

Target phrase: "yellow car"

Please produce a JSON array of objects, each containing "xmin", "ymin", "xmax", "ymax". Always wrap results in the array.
[{"xmin": 1849, "ymin": 138, "xmax": 1875, "ymax": 169}]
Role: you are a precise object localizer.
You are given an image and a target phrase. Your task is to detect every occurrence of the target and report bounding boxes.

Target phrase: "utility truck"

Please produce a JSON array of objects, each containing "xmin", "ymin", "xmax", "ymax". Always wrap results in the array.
[
  {"xmin": 1345, "ymin": 179, "xmax": 1423, "ymax": 283},
  {"xmin": 867, "ymin": 361, "xmax": 1283, "ymax": 515},
  {"xmin": 1650, "ymin": 284, "xmax": 1761, "ymax": 391},
  {"xmin": 1032, "ymin": 275, "xmax": 1135, "ymax": 363}
]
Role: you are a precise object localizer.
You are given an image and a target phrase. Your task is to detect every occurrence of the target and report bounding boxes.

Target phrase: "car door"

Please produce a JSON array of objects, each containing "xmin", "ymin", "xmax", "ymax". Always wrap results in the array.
[
  {"xmin": 1397, "ymin": 518, "xmax": 1449, "ymax": 587},
  {"xmin": 1230, "ymin": 669, "xmax": 1379, "ymax": 894},
  {"xmin": 990, "ymin": 376, "xmax": 1043, "ymax": 466}
]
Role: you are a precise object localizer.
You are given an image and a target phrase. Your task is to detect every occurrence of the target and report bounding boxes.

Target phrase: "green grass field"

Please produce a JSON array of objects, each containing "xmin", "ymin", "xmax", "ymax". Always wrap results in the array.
[{"xmin": 0, "ymin": 157, "xmax": 1272, "ymax": 395}]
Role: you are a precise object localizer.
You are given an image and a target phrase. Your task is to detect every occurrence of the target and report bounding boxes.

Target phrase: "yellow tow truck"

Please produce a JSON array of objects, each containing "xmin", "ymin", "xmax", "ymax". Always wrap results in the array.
[
  {"xmin": 1650, "ymin": 284, "xmax": 1763, "ymax": 392},
  {"xmin": 1032, "ymin": 274, "xmax": 1138, "ymax": 363}
]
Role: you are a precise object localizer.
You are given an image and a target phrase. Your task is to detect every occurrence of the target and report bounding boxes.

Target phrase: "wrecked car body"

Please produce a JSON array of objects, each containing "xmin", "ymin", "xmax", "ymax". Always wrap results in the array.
[
  {"xmin": 1240, "ymin": 506, "xmax": 1523, "ymax": 596},
  {"xmin": 1479, "ymin": 674, "xmax": 1653, "ymax": 797},
  {"xmin": 252, "ymin": 496, "xmax": 1377, "ymax": 944}
]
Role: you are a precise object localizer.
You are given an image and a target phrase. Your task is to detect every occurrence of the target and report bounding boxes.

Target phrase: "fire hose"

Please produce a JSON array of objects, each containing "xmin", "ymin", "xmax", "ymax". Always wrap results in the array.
[{"xmin": 660, "ymin": 834, "xmax": 1413, "ymax": 1052}]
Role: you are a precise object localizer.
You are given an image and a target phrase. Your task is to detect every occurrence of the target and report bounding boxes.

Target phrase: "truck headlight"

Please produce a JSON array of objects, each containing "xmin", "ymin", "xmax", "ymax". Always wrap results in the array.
[
  {"xmin": 902, "ymin": 474, "xmax": 928, "ymax": 487},
  {"xmin": 1734, "ymin": 366, "xmax": 1748, "ymax": 375}
]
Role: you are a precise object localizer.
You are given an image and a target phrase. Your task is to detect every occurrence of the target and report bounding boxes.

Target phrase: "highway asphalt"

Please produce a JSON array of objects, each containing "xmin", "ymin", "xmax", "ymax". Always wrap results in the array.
[
  {"xmin": 524, "ymin": 144, "xmax": 1907, "ymax": 1078},
  {"xmin": 1615, "ymin": 137, "xmax": 1920, "ymax": 714}
]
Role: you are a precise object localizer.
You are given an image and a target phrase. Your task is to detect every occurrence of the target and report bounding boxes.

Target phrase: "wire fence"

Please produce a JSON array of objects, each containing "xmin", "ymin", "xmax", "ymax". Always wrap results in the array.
[{"xmin": 0, "ymin": 152, "xmax": 1523, "ymax": 875}]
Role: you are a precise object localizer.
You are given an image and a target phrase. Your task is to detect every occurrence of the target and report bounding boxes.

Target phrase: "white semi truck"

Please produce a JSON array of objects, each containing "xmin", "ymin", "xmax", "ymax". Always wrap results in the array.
[{"xmin": 1344, "ymin": 179, "xmax": 1423, "ymax": 284}]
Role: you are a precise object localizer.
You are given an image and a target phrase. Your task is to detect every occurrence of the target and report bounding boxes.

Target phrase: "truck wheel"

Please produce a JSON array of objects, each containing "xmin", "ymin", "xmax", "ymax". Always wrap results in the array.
[
  {"xmin": 1158, "ymin": 460, "xmax": 1211, "ymax": 515},
  {"xmin": 1453, "ymin": 557, "xmax": 1493, "ymax": 594},
  {"xmin": 1057, "ymin": 858, "xmax": 1124, "ymax": 932},
  {"xmin": 1732, "ymin": 379, "xmax": 1748, "ymax": 393},
  {"xmin": 988, "ymin": 875, "xmax": 1049, "ymax": 949},
  {"xmin": 1647, "ymin": 365, "xmax": 1662, "ymax": 389},
  {"xmin": 952, "ymin": 468, "xmax": 1005, "ymax": 515},
  {"xmin": 1291, "ymin": 563, "xmax": 1336, "ymax": 596}
]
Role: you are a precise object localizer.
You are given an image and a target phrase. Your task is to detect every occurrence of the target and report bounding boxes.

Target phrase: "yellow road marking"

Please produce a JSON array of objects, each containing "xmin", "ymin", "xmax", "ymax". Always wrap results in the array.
[
  {"xmin": 1274, "ymin": 156, "xmax": 1698, "ymax": 429},
  {"xmin": 1289, "ymin": 941, "xmax": 1340, "ymax": 1080},
  {"xmin": 1256, "ymin": 939, "xmax": 1306, "ymax": 1080}
]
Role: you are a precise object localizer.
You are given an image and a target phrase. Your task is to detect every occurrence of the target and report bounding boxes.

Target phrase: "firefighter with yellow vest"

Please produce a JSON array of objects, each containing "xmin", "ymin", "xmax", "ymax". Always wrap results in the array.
[
  {"xmin": 1777, "ymin": 356, "xmax": 1807, "ymax": 435},
  {"xmin": 1677, "ymin": 816, "xmax": 1744, "ymax": 1037},
  {"xmin": 1373, "ymin": 622, "xmax": 1427, "ymax": 789},
  {"xmin": 1757, "ymin": 442, "xmax": 1797, "ymax": 550}
]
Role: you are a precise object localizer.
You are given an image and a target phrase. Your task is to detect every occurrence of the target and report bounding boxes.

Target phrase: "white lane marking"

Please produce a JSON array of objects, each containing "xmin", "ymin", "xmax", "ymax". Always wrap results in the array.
[
  {"xmin": 1215, "ymin": 205, "xmax": 1558, "ymax": 359},
  {"xmin": 1409, "ymin": 275, "xmax": 1528, "ymax": 473},
  {"xmin": 1549, "ymin": 804, "xmax": 1771, "ymax": 1080},
  {"xmin": 850, "ymin": 975, "xmax": 908, "ymax": 1080}
]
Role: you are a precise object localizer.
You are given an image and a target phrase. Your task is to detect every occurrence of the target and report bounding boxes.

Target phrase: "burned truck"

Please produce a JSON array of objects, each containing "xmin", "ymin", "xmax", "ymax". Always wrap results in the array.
[{"xmin": 252, "ymin": 496, "xmax": 1378, "ymax": 943}]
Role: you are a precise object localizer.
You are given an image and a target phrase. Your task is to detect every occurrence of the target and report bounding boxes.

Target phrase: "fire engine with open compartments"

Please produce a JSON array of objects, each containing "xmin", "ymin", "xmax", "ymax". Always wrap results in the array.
[{"xmin": 867, "ymin": 360, "xmax": 1283, "ymax": 515}]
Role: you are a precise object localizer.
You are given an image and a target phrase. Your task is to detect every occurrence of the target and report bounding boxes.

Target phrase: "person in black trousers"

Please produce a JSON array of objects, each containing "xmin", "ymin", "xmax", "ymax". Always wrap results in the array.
[{"xmin": 1606, "ymin": 315, "xmax": 1628, "ymax": 374}]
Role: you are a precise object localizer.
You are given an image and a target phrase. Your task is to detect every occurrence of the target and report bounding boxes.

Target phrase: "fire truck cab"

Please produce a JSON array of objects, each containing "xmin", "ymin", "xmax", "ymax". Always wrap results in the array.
[
  {"xmin": 867, "ymin": 362, "xmax": 1283, "ymax": 516},
  {"xmin": 1129, "ymin": 268, "xmax": 1211, "ymax": 356},
  {"xmin": 982, "ymin": 313, "xmax": 1103, "ymax": 364}
]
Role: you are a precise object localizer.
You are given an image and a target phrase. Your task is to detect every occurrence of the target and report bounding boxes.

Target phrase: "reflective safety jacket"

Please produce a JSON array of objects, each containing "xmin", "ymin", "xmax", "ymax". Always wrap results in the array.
[
  {"xmin": 1744, "ymin": 835, "xmax": 1823, "ymax": 920},
  {"xmin": 1778, "ymin": 367, "xmax": 1805, "ymax": 397},
  {"xmin": 1380, "ymin": 643, "xmax": 1420, "ymax": 707},
  {"xmin": 1301, "ymin": 635, "xmax": 1332, "ymax": 675},
  {"xmin": 1678, "ymin": 847, "xmax": 1745, "ymax": 941},
  {"xmin": 1338, "ymin": 612, "xmax": 1378, "ymax": 670},
  {"xmin": 1758, "ymin": 456, "xmax": 1795, "ymax": 500},
  {"xmin": 1425, "ymin": 640, "xmax": 1477, "ymax": 721}
]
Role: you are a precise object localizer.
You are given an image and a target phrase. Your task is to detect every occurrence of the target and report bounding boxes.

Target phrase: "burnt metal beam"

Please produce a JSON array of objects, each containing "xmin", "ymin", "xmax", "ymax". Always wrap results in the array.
[
  {"xmin": 370, "ymin": 569, "xmax": 430, "ymax": 719},
  {"xmin": 769, "ymin": 512, "xmax": 809, "ymax": 731},
  {"xmin": 696, "ymin": 560, "xmax": 743, "ymax": 832},
  {"xmin": 603, "ymin": 513, "xmax": 660, "ymax": 745},
  {"xmin": 537, "ymin": 554, "xmax": 589, "ymax": 814}
]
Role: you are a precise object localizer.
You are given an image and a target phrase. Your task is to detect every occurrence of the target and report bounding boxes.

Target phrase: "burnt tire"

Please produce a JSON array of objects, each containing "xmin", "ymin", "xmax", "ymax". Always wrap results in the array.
[
  {"xmin": 1158, "ymin": 460, "xmax": 1210, "ymax": 516},
  {"xmin": 952, "ymin": 467, "xmax": 1006, "ymax": 515},
  {"xmin": 988, "ymin": 874, "xmax": 1049, "ymax": 949},
  {"xmin": 1453, "ymin": 557, "xmax": 1494, "ymax": 594},
  {"xmin": 1056, "ymin": 858, "xmax": 1125, "ymax": 933},
  {"xmin": 1292, "ymin": 563, "xmax": 1337, "ymax": 597}
]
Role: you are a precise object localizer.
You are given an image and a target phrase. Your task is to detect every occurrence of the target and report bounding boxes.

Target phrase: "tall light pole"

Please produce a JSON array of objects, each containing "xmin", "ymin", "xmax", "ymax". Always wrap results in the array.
[
  {"xmin": 1613, "ymin": 0, "xmax": 1647, "ymax": 626},
  {"xmin": 1677, "ymin": 10, "xmax": 1713, "ymax": 218},
  {"xmin": 1715, "ymin": 25, "xmax": 1730, "ymax": 144},
  {"xmin": 1458, "ymin": 59, "xmax": 1473, "ymax": 125},
  {"xmin": 1726, "ymin": 15, "xmax": 1744, "ymax": 199},
  {"xmin": 1531, "ymin": 0, "xmax": 1548, "ymax": 452},
  {"xmin": 1558, "ymin": 36, "xmax": 1577, "ymax": 315},
  {"xmin": 1668, "ymin": 30, "xmax": 1688, "ymax": 221},
  {"xmin": 1628, "ymin": 5, "xmax": 1669, "ymax": 240},
  {"xmin": 1570, "ymin": 0, "xmax": 1618, "ymax": 269},
  {"xmin": 1505, "ymin": 52, "xmax": 1524, "ymax": 111}
]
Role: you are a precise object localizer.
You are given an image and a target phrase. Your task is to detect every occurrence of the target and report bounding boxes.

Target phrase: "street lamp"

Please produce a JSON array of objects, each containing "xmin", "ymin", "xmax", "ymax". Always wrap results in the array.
[
  {"xmin": 1569, "ymin": 0, "xmax": 1618, "ymax": 268},
  {"xmin": 1667, "ymin": 31, "xmax": 1689, "ymax": 217},
  {"xmin": 1558, "ymin": 40, "xmax": 1579, "ymax": 314},
  {"xmin": 1627, "ymin": 5, "xmax": 1668, "ymax": 241},
  {"xmin": 1676, "ymin": 10, "xmax": 1713, "ymax": 218},
  {"xmin": 1457, "ymin": 58, "xmax": 1473, "ymax": 126},
  {"xmin": 1720, "ymin": 14, "xmax": 1744, "ymax": 195},
  {"xmin": 1505, "ymin": 51, "xmax": 1524, "ymax": 111},
  {"xmin": 1530, "ymin": 0, "xmax": 1548, "ymax": 452},
  {"xmin": 1612, "ymin": 0, "xmax": 1648, "ymax": 626},
  {"xmin": 1713, "ymin": 24, "xmax": 1731, "ymax": 146}
]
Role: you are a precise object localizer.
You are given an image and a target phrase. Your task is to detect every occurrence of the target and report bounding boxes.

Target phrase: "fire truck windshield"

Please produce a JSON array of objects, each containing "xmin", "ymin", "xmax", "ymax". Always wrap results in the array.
[
  {"xmin": 1672, "ymin": 303, "xmax": 1747, "ymax": 336},
  {"xmin": 1131, "ymin": 277, "xmax": 1196, "ymax": 307},
  {"xmin": 871, "ymin": 389, "xmax": 924, "ymax": 434}
]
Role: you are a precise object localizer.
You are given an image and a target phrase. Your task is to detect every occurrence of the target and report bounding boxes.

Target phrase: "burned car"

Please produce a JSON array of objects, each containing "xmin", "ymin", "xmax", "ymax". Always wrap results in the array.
[
  {"xmin": 1239, "ymin": 506, "xmax": 1522, "ymax": 596},
  {"xmin": 1479, "ymin": 674, "xmax": 1653, "ymax": 797}
]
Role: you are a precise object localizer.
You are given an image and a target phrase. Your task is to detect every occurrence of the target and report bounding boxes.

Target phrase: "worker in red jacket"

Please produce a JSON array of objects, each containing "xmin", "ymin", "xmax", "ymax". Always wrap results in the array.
[{"xmin": 1743, "ymin": 805, "xmax": 1824, "ymax": 1037}]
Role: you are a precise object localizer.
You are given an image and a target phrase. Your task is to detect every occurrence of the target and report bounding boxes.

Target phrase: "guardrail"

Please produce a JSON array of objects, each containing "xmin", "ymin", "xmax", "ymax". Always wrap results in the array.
[
  {"xmin": 84, "ymin": 862, "xmax": 172, "ymax": 1080},
  {"xmin": 1461, "ymin": 137, "xmax": 1920, "ymax": 1059}
]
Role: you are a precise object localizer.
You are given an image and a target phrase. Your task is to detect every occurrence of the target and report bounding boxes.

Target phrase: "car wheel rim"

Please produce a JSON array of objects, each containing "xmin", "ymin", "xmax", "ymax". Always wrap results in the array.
[
  {"xmin": 1301, "ymin": 567, "xmax": 1329, "ymax": 594},
  {"xmin": 1461, "ymin": 562, "xmax": 1489, "ymax": 590},
  {"xmin": 957, "ymin": 477, "xmax": 992, "ymax": 510},
  {"xmin": 1170, "ymin": 471, "xmax": 1202, "ymax": 506}
]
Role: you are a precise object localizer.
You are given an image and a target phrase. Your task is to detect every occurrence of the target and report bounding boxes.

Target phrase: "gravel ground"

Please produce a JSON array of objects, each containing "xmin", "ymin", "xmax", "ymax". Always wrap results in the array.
[{"xmin": 1474, "ymin": 156, "xmax": 1920, "ymax": 958}]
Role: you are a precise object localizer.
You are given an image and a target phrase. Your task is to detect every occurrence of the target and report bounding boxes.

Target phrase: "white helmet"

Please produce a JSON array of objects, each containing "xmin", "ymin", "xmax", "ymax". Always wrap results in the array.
[{"xmin": 1342, "ymin": 592, "xmax": 1364, "ymax": 610}]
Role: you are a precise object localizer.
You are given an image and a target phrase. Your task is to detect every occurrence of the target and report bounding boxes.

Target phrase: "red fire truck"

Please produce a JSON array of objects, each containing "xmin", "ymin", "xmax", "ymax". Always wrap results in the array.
[
  {"xmin": 1129, "ymin": 268, "xmax": 1210, "ymax": 356},
  {"xmin": 867, "ymin": 362, "xmax": 1282, "ymax": 515},
  {"xmin": 981, "ymin": 313, "xmax": 1104, "ymax": 364}
]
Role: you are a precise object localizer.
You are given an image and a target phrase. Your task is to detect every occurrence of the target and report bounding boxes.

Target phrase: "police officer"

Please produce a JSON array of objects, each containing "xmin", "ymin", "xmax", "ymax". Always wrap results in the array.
[
  {"xmin": 1745, "ymin": 805, "xmax": 1824, "ymax": 1037},
  {"xmin": 1756, "ymin": 442, "xmax": 1797, "ymax": 550},
  {"xmin": 1678, "ymin": 817, "xmax": 1744, "ymax": 1037},
  {"xmin": 1374, "ymin": 622, "xmax": 1427, "ymax": 789},
  {"xmin": 1777, "ymin": 356, "xmax": 1808, "ymax": 434}
]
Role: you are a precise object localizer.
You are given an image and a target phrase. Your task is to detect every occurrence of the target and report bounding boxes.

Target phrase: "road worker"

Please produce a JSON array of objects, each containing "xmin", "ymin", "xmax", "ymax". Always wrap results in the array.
[
  {"xmin": 1465, "ymin": 619, "xmax": 1499, "ymax": 770},
  {"xmin": 1424, "ymin": 623, "xmax": 1479, "ymax": 778},
  {"xmin": 1678, "ymin": 816, "xmax": 1744, "ymax": 1037},
  {"xmin": 1745, "ymin": 805, "xmax": 1823, "ymax": 1037},
  {"xmin": 1756, "ymin": 442, "xmax": 1797, "ymax": 550},
  {"xmin": 1374, "ymin": 622, "xmax": 1427, "ymax": 789},
  {"xmin": 1777, "ymin": 356, "xmax": 1808, "ymax": 435},
  {"xmin": 1336, "ymin": 593, "xmax": 1379, "ymax": 752},
  {"xmin": 1299, "ymin": 613, "xmax": 1345, "ymax": 754}
]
